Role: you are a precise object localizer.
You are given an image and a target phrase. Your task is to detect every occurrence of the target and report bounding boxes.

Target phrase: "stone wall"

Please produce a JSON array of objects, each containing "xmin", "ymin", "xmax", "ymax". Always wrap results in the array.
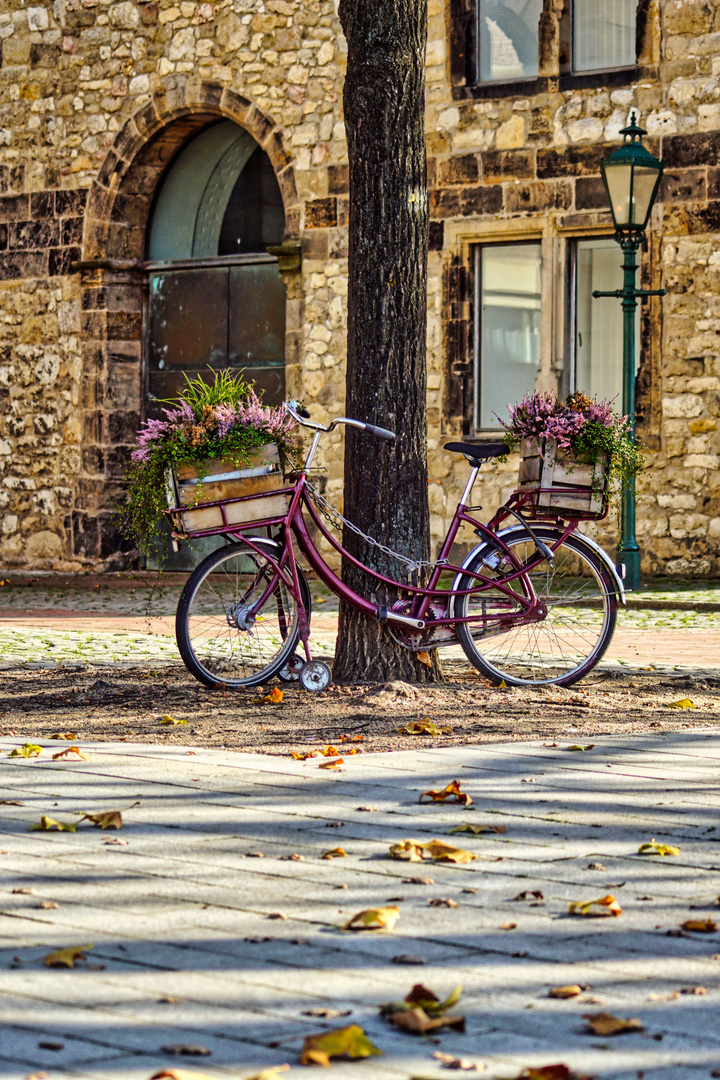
[{"xmin": 0, "ymin": 0, "xmax": 720, "ymax": 577}]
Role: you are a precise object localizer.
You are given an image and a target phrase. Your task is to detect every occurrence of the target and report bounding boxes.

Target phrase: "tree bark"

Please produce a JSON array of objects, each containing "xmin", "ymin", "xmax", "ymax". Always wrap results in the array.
[{"xmin": 333, "ymin": 0, "xmax": 443, "ymax": 684}]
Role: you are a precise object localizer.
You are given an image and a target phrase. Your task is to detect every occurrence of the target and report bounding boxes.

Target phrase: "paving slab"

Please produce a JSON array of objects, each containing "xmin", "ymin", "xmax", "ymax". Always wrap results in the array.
[{"xmin": 1, "ymin": 736, "xmax": 720, "ymax": 1080}]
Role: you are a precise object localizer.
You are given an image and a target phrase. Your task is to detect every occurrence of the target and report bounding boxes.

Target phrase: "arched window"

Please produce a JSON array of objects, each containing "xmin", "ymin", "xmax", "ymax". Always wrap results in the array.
[{"xmin": 146, "ymin": 121, "xmax": 287, "ymax": 413}]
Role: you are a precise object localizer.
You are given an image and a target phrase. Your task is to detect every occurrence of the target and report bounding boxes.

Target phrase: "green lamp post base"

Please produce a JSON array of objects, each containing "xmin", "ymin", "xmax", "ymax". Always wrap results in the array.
[{"xmin": 617, "ymin": 542, "xmax": 640, "ymax": 593}]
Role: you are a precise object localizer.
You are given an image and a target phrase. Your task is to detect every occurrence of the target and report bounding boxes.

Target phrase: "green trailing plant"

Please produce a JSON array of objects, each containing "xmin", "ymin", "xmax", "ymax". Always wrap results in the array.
[{"xmin": 118, "ymin": 371, "xmax": 302, "ymax": 556}]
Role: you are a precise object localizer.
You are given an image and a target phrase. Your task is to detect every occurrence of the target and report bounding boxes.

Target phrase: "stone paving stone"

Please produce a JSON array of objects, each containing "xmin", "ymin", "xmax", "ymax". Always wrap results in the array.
[{"xmin": 2, "ymin": 736, "xmax": 720, "ymax": 1078}]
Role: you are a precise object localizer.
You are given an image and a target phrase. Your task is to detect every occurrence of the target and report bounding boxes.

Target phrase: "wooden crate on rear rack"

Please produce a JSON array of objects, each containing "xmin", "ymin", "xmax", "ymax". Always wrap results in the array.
[
  {"xmin": 517, "ymin": 437, "xmax": 608, "ymax": 517},
  {"xmin": 165, "ymin": 443, "xmax": 292, "ymax": 535}
]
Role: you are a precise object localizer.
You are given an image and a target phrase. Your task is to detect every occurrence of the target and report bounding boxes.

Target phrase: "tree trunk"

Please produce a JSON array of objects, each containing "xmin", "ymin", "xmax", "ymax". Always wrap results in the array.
[{"xmin": 333, "ymin": 0, "xmax": 443, "ymax": 684}]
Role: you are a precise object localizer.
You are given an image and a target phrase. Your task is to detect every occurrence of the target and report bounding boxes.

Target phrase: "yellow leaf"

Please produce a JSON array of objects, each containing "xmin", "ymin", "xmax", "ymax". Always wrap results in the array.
[
  {"xmin": 667, "ymin": 698, "xmax": 695, "ymax": 709},
  {"xmin": 568, "ymin": 894, "xmax": 622, "ymax": 918},
  {"xmin": 44, "ymin": 943, "xmax": 93, "ymax": 968},
  {"xmin": 389, "ymin": 840, "xmax": 426, "ymax": 862},
  {"xmin": 50, "ymin": 733, "xmax": 78, "ymax": 740},
  {"xmin": 548, "ymin": 985, "xmax": 583, "ymax": 999},
  {"xmin": 52, "ymin": 746, "xmax": 88, "ymax": 761},
  {"xmin": 291, "ymin": 750, "xmax": 321, "ymax": 760},
  {"xmin": 398, "ymin": 720, "xmax": 453, "ymax": 736},
  {"xmin": 79, "ymin": 810, "xmax": 123, "ymax": 830},
  {"xmin": 161, "ymin": 716, "xmax": 186, "ymax": 725},
  {"xmin": 419, "ymin": 780, "xmax": 472, "ymax": 806},
  {"xmin": 253, "ymin": 687, "xmax": 285, "ymax": 705},
  {"xmin": 321, "ymin": 744, "xmax": 341, "ymax": 756},
  {"xmin": 299, "ymin": 1023, "xmax": 383, "ymax": 1066},
  {"xmin": 322, "ymin": 847, "xmax": 347, "ymax": 859},
  {"xmin": 318, "ymin": 757, "xmax": 345, "ymax": 770},
  {"xmin": 343, "ymin": 906, "xmax": 399, "ymax": 932},
  {"xmin": 422, "ymin": 839, "xmax": 476, "ymax": 864},
  {"xmin": 582, "ymin": 1011, "xmax": 644, "ymax": 1036},
  {"xmin": 681, "ymin": 918, "xmax": 718, "ymax": 933},
  {"xmin": 30, "ymin": 816, "xmax": 77, "ymax": 833},
  {"xmin": 9, "ymin": 743, "xmax": 42, "ymax": 758},
  {"xmin": 449, "ymin": 823, "xmax": 505, "ymax": 835},
  {"xmin": 638, "ymin": 838, "xmax": 680, "ymax": 857},
  {"xmin": 566, "ymin": 744, "xmax": 595, "ymax": 751},
  {"xmin": 417, "ymin": 651, "xmax": 432, "ymax": 668}
]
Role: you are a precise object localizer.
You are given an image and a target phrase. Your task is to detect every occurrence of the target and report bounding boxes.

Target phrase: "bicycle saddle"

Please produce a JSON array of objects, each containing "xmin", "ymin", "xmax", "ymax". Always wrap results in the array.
[{"xmin": 444, "ymin": 441, "xmax": 507, "ymax": 466}]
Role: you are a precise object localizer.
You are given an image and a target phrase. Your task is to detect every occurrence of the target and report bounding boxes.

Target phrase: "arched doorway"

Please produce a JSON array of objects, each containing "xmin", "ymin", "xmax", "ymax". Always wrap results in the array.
[{"xmin": 146, "ymin": 120, "xmax": 287, "ymax": 414}]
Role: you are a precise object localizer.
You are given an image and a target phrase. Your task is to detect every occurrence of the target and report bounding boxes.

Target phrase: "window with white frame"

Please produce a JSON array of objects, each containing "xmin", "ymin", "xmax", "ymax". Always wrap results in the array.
[
  {"xmin": 476, "ymin": 0, "xmax": 639, "ymax": 84},
  {"xmin": 474, "ymin": 242, "xmax": 542, "ymax": 430}
]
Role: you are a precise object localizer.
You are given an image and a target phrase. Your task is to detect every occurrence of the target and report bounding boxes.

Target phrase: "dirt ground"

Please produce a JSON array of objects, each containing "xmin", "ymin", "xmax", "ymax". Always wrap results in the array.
[{"xmin": 2, "ymin": 659, "xmax": 718, "ymax": 754}]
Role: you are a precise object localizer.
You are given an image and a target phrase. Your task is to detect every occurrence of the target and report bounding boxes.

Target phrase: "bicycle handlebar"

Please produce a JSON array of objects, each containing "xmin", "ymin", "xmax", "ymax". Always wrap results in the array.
[{"xmin": 284, "ymin": 401, "xmax": 395, "ymax": 442}]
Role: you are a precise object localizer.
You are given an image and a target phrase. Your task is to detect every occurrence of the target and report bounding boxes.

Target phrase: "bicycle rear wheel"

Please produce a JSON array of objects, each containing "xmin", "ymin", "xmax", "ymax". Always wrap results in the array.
[
  {"xmin": 176, "ymin": 540, "xmax": 310, "ymax": 688},
  {"xmin": 453, "ymin": 528, "xmax": 617, "ymax": 687}
]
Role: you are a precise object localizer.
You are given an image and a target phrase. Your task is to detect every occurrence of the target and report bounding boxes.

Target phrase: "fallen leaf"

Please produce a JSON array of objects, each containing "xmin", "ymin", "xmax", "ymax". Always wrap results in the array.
[
  {"xmin": 548, "ymin": 985, "xmax": 583, "ymax": 999},
  {"xmin": 422, "ymin": 839, "xmax": 476, "ymax": 864},
  {"xmin": 322, "ymin": 847, "xmax": 347, "ymax": 859},
  {"xmin": 292, "ymin": 750, "xmax": 321, "ymax": 760},
  {"xmin": 321, "ymin": 745, "xmax": 341, "ymax": 756},
  {"xmin": 583, "ymin": 1011, "xmax": 644, "ymax": 1036},
  {"xmin": 38, "ymin": 1041, "xmax": 64, "ymax": 1051},
  {"xmin": 566, "ymin": 744, "xmax": 595, "ymax": 751},
  {"xmin": 429, "ymin": 897, "xmax": 458, "ymax": 908},
  {"xmin": 569, "ymin": 894, "xmax": 622, "ymax": 918},
  {"xmin": 12, "ymin": 886, "xmax": 37, "ymax": 894},
  {"xmin": 398, "ymin": 720, "xmax": 453, "ymax": 736},
  {"xmin": 667, "ymin": 698, "xmax": 695, "ymax": 709},
  {"xmin": 389, "ymin": 1005, "xmax": 464, "ymax": 1034},
  {"xmin": 50, "ymin": 733, "xmax": 78, "ymax": 740},
  {"xmin": 389, "ymin": 840, "xmax": 425, "ymax": 862},
  {"xmin": 433, "ymin": 1051, "xmax": 484, "ymax": 1070},
  {"xmin": 404, "ymin": 876, "xmax": 435, "ymax": 884},
  {"xmin": 301, "ymin": 1007, "xmax": 352, "ymax": 1018},
  {"xmin": 502, "ymin": 922, "xmax": 518, "ymax": 930},
  {"xmin": 343, "ymin": 906, "xmax": 399, "ymax": 931},
  {"xmin": 38, "ymin": 901, "xmax": 59, "ymax": 910},
  {"xmin": 449, "ymin": 823, "xmax": 506, "ymax": 835},
  {"xmin": 357, "ymin": 805, "xmax": 378, "ymax": 811},
  {"xmin": 638, "ymin": 838, "xmax": 680, "ymax": 856},
  {"xmin": 299, "ymin": 1023, "xmax": 382, "ymax": 1066},
  {"xmin": 512, "ymin": 1068, "xmax": 594, "ymax": 1080},
  {"xmin": 586, "ymin": 862, "xmax": 605, "ymax": 870},
  {"xmin": 267, "ymin": 687, "xmax": 284, "ymax": 703},
  {"xmin": 150, "ymin": 1071, "xmax": 223, "ymax": 1080},
  {"xmin": 266, "ymin": 912, "xmax": 288, "ymax": 920},
  {"xmin": 160, "ymin": 1045, "xmax": 211, "ymax": 1056},
  {"xmin": 103, "ymin": 837, "xmax": 129, "ymax": 845},
  {"xmin": 318, "ymin": 757, "xmax": 345, "ymax": 770},
  {"xmin": 44, "ymin": 943, "xmax": 93, "ymax": 968},
  {"xmin": 52, "ymin": 746, "xmax": 88, "ymax": 761},
  {"xmin": 417, "ymin": 650, "xmax": 433, "ymax": 668},
  {"xmin": 392, "ymin": 954, "xmax": 427, "ymax": 965},
  {"xmin": 680, "ymin": 985, "xmax": 706, "ymax": 994},
  {"xmin": 160, "ymin": 716, "xmax": 187, "ymax": 725},
  {"xmin": 681, "ymin": 918, "xmax": 717, "ymax": 933},
  {"xmin": 0, "ymin": 799, "xmax": 22, "ymax": 805},
  {"xmin": 79, "ymin": 810, "xmax": 123, "ymax": 830},
  {"xmin": 419, "ymin": 780, "xmax": 472, "ymax": 806},
  {"xmin": 30, "ymin": 816, "xmax": 77, "ymax": 833},
  {"xmin": 9, "ymin": 743, "xmax": 42, "ymax": 758},
  {"xmin": 513, "ymin": 890, "xmax": 544, "ymax": 902},
  {"xmin": 381, "ymin": 983, "xmax": 465, "ymax": 1034}
]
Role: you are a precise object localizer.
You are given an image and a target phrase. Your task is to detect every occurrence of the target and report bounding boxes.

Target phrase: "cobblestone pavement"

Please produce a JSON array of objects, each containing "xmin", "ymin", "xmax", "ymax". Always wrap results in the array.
[{"xmin": 1, "ymin": 734, "xmax": 720, "ymax": 1080}]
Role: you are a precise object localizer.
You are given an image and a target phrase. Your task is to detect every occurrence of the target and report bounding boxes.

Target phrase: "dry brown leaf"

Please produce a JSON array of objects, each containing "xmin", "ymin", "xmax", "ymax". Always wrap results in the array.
[
  {"xmin": 548, "ymin": 985, "xmax": 583, "ymax": 999},
  {"xmin": 50, "ymin": 733, "xmax": 78, "ymax": 740},
  {"xmin": 321, "ymin": 744, "xmax": 341, "ymax": 756},
  {"xmin": 422, "ymin": 839, "xmax": 476, "ymax": 864},
  {"xmin": 299, "ymin": 1023, "xmax": 382, "ymax": 1067},
  {"xmin": 513, "ymin": 890, "xmax": 544, "ymax": 902},
  {"xmin": 502, "ymin": 922, "xmax": 518, "ymax": 930},
  {"xmin": 449, "ymin": 823, "xmax": 506, "ymax": 835},
  {"xmin": 416, "ymin": 650, "xmax": 433, "ymax": 668},
  {"xmin": 419, "ymin": 780, "xmax": 472, "ymax": 806},
  {"xmin": 343, "ymin": 906, "xmax": 399, "ymax": 931},
  {"xmin": 322, "ymin": 847, "xmax": 347, "ymax": 859},
  {"xmin": 681, "ymin": 918, "xmax": 718, "ymax": 933},
  {"xmin": 680, "ymin": 985, "xmax": 706, "ymax": 994},
  {"xmin": 512, "ymin": 1068, "xmax": 595, "ymax": 1080},
  {"xmin": 433, "ymin": 1051, "xmax": 484, "ymax": 1070},
  {"xmin": 301, "ymin": 1007, "xmax": 352, "ymax": 1018},
  {"xmin": 583, "ymin": 1011, "xmax": 644, "ymax": 1036},
  {"xmin": 428, "ymin": 897, "xmax": 458, "ymax": 908},
  {"xmin": 44, "ymin": 943, "xmax": 93, "ymax": 968},
  {"xmin": 79, "ymin": 810, "xmax": 123, "ymax": 830},
  {"xmin": 291, "ymin": 750, "xmax": 321, "ymax": 760},
  {"xmin": 149, "ymin": 1071, "xmax": 226, "ymax": 1080},
  {"xmin": 160, "ymin": 1045, "xmax": 211, "ymax": 1056},
  {"xmin": 52, "ymin": 746, "xmax": 88, "ymax": 761},
  {"xmin": 568, "ymin": 894, "xmax": 622, "ymax": 918},
  {"xmin": 389, "ymin": 1005, "xmax": 465, "ymax": 1034},
  {"xmin": 318, "ymin": 757, "xmax": 345, "ymax": 770},
  {"xmin": 389, "ymin": 840, "xmax": 425, "ymax": 862},
  {"xmin": 398, "ymin": 720, "xmax": 453, "ymax": 736}
]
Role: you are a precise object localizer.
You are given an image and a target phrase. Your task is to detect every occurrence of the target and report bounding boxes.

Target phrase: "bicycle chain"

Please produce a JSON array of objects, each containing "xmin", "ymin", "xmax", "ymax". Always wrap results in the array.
[{"xmin": 305, "ymin": 479, "xmax": 444, "ymax": 578}]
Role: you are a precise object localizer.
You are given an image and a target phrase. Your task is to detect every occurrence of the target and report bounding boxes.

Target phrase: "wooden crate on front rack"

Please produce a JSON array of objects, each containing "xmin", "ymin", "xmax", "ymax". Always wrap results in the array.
[
  {"xmin": 165, "ymin": 442, "xmax": 292, "ymax": 535},
  {"xmin": 517, "ymin": 437, "xmax": 608, "ymax": 517}
]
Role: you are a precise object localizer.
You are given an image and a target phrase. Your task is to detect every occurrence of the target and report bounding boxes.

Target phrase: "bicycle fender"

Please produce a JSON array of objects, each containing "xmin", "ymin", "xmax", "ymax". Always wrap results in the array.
[{"xmin": 452, "ymin": 526, "xmax": 626, "ymax": 606}]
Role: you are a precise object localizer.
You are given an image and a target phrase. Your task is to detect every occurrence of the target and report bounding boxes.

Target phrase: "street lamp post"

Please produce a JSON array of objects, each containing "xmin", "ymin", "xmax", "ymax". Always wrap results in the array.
[{"xmin": 593, "ymin": 113, "xmax": 665, "ymax": 592}]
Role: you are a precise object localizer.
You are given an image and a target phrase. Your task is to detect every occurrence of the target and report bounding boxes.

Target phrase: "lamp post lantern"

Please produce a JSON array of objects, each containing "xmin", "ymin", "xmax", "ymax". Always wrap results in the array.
[{"xmin": 593, "ymin": 113, "xmax": 665, "ymax": 592}]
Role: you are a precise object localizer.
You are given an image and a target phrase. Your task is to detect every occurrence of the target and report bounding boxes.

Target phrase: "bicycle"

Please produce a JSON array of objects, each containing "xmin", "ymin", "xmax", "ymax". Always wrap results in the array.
[{"xmin": 170, "ymin": 401, "xmax": 625, "ymax": 692}]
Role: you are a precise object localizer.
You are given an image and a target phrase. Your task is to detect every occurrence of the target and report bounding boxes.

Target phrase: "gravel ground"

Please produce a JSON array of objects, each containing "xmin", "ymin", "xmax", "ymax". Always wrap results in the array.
[{"xmin": 2, "ymin": 659, "xmax": 719, "ymax": 756}]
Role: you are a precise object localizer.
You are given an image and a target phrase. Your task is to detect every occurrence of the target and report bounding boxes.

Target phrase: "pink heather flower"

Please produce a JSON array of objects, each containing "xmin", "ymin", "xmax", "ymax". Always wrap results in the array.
[{"xmin": 214, "ymin": 402, "xmax": 239, "ymax": 439}]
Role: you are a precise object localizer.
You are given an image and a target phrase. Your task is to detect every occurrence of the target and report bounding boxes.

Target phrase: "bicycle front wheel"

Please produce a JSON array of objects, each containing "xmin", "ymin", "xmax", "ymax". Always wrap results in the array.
[
  {"xmin": 176, "ymin": 540, "xmax": 310, "ymax": 689},
  {"xmin": 453, "ymin": 528, "xmax": 617, "ymax": 687}
]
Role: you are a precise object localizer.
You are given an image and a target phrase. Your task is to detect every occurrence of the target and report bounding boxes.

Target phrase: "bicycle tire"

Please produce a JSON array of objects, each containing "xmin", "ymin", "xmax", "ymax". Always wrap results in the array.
[
  {"xmin": 176, "ymin": 539, "xmax": 311, "ymax": 689},
  {"xmin": 453, "ymin": 527, "xmax": 618, "ymax": 688}
]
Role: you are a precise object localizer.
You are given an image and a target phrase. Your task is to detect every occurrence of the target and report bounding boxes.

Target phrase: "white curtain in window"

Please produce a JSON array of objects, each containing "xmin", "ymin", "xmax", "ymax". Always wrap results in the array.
[
  {"xmin": 573, "ymin": 0, "xmax": 638, "ymax": 72},
  {"xmin": 479, "ymin": 0, "xmax": 544, "ymax": 82}
]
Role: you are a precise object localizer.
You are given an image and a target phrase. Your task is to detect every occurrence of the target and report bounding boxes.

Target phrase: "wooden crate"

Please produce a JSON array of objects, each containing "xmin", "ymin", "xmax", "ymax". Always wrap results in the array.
[
  {"xmin": 517, "ymin": 437, "xmax": 608, "ymax": 517},
  {"xmin": 166, "ymin": 444, "xmax": 292, "ymax": 534}
]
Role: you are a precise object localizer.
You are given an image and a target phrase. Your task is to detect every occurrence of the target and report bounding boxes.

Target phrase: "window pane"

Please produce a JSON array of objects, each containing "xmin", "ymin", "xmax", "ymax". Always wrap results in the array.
[
  {"xmin": 573, "ymin": 0, "xmax": 637, "ymax": 72},
  {"xmin": 476, "ymin": 243, "xmax": 542, "ymax": 430},
  {"xmin": 479, "ymin": 0, "xmax": 543, "ymax": 82},
  {"xmin": 574, "ymin": 238, "xmax": 638, "ymax": 405}
]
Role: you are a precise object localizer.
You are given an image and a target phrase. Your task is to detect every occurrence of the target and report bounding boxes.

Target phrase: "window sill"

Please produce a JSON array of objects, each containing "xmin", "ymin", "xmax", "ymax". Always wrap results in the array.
[
  {"xmin": 451, "ymin": 77, "xmax": 549, "ymax": 101},
  {"xmin": 452, "ymin": 64, "xmax": 657, "ymax": 101}
]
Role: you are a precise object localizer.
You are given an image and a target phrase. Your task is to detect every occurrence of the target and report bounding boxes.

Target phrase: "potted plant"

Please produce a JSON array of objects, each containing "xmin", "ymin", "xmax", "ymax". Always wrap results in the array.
[
  {"xmin": 498, "ymin": 391, "xmax": 643, "ymax": 517},
  {"xmin": 120, "ymin": 370, "xmax": 301, "ymax": 554}
]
